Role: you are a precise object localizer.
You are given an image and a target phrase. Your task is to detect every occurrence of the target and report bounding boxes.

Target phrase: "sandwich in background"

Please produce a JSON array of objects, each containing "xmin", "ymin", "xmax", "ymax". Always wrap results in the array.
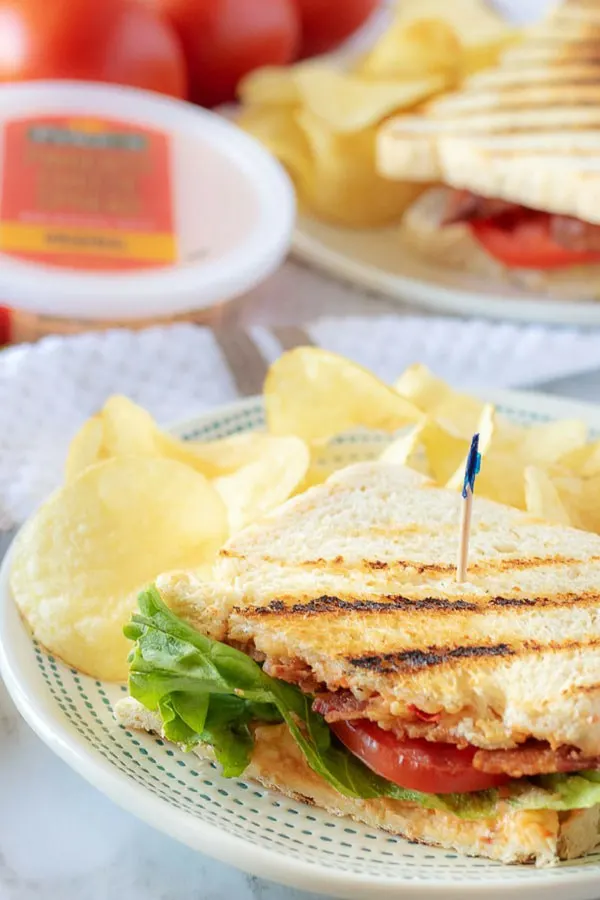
[
  {"xmin": 237, "ymin": 0, "xmax": 517, "ymax": 227},
  {"xmin": 378, "ymin": 0, "xmax": 600, "ymax": 298}
]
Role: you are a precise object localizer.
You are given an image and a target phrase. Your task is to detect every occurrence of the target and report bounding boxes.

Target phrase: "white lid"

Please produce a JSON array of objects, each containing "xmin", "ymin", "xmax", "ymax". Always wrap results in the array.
[{"xmin": 0, "ymin": 81, "xmax": 295, "ymax": 320}]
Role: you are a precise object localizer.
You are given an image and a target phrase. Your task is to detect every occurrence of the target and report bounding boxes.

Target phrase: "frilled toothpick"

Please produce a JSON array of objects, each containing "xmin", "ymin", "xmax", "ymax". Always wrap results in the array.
[{"xmin": 456, "ymin": 433, "xmax": 481, "ymax": 583}]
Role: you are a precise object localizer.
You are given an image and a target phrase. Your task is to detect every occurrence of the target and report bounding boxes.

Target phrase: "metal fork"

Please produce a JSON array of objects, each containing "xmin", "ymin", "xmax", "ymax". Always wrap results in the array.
[
  {"xmin": 211, "ymin": 323, "xmax": 315, "ymax": 397},
  {"xmin": 0, "ymin": 526, "xmax": 18, "ymax": 566}
]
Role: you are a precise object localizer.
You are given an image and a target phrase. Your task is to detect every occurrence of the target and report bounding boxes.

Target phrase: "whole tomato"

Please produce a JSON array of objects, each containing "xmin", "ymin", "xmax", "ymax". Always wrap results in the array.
[
  {"xmin": 149, "ymin": 0, "xmax": 300, "ymax": 107},
  {"xmin": 295, "ymin": 0, "xmax": 380, "ymax": 57},
  {"xmin": 0, "ymin": 0, "xmax": 187, "ymax": 98}
]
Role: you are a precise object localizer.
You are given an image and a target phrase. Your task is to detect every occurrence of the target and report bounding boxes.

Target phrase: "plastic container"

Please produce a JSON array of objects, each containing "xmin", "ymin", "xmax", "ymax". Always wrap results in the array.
[{"xmin": 0, "ymin": 81, "xmax": 295, "ymax": 343}]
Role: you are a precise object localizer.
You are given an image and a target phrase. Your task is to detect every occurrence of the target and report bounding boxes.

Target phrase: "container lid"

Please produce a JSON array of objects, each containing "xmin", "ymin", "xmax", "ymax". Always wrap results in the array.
[{"xmin": 0, "ymin": 81, "xmax": 295, "ymax": 320}]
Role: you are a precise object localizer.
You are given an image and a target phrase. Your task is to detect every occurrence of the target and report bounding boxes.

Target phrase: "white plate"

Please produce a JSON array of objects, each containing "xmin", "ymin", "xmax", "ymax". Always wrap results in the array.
[
  {"xmin": 4, "ymin": 392, "xmax": 600, "ymax": 900},
  {"xmin": 293, "ymin": 215, "xmax": 600, "ymax": 327}
]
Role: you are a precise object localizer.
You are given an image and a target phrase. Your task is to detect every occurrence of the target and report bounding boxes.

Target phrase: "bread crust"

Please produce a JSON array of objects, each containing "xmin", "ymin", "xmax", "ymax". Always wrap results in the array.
[
  {"xmin": 114, "ymin": 698, "xmax": 600, "ymax": 867},
  {"xmin": 377, "ymin": 3, "xmax": 600, "ymax": 224}
]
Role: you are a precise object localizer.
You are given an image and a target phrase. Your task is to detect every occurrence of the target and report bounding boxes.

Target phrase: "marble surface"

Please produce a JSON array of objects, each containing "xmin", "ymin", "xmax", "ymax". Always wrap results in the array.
[{"xmin": 0, "ymin": 673, "xmax": 314, "ymax": 900}]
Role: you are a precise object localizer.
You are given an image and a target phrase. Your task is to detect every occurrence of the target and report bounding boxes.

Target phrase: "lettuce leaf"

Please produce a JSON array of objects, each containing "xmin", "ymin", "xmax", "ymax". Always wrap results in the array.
[
  {"xmin": 508, "ymin": 773, "xmax": 600, "ymax": 814},
  {"xmin": 124, "ymin": 587, "xmax": 600, "ymax": 820}
]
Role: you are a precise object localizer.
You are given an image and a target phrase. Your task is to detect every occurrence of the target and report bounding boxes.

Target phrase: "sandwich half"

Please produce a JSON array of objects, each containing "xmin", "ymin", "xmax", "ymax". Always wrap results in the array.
[
  {"xmin": 116, "ymin": 463, "xmax": 600, "ymax": 866},
  {"xmin": 377, "ymin": 0, "xmax": 600, "ymax": 298}
]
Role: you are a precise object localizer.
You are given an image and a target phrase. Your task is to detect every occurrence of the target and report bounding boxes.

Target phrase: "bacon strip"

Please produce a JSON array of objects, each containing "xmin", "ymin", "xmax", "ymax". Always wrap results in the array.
[
  {"xmin": 473, "ymin": 742, "xmax": 600, "ymax": 778},
  {"xmin": 443, "ymin": 189, "xmax": 600, "ymax": 255},
  {"xmin": 263, "ymin": 657, "xmax": 322, "ymax": 693},
  {"xmin": 442, "ymin": 189, "xmax": 521, "ymax": 226},
  {"xmin": 313, "ymin": 690, "xmax": 368, "ymax": 723},
  {"xmin": 266, "ymin": 660, "xmax": 600, "ymax": 777}
]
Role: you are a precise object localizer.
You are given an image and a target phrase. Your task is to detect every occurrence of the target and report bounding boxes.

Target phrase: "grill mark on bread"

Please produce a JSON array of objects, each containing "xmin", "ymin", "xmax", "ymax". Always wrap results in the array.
[
  {"xmin": 489, "ymin": 592, "xmax": 600, "ymax": 609},
  {"xmin": 348, "ymin": 643, "xmax": 514, "ymax": 674},
  {"xmin": 243, "ymin": 595, "xmax": 479, "ymax": 617},
  {"xmin": 222, "ymin": 551, "xmax": 600, "ymax": 575},
  {"xmin": 434, "ymin": 95, "xmax": 600, "ymax": 114},
  {"xmin": 239, "ymin": 590, "xmax": 600, "ymax": 620},
  {"xmin": 485, "ymin": 145, "xmax": 600, "ymax": 156},
  {"xmin": 347, "ymin": 638, "xmax": 600, "ymax": 675}
]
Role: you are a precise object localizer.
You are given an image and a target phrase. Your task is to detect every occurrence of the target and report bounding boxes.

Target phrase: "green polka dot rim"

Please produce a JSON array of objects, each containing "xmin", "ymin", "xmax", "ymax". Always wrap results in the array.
[{"xmin": 4, "ymin": 391, "xmax": 600, "ymax": 900}]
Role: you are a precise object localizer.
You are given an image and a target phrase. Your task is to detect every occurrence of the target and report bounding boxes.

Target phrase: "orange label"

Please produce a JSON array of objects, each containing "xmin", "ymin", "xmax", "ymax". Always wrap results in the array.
[{"xmin": 0, "ymin": 117, "xmax": 176, "ymax": 271}]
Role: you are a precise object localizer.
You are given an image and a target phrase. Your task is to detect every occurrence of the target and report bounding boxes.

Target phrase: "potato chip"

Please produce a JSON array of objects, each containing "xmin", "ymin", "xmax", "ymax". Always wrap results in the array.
[
  {"xmin": 473, "ymin": 406, "xmax": 526, "ymax": 510},
  {"xmin": 238, "ymin": 106, "xmax": 313, "ymax": 190},
  {"xmin": 561, "ymin": 437, "xmax": 600, "ymax": 478},
  {"xmin": 161, "ymin": 431, "xmax": 291, "ymax": 479},
  {"xmin": 381, "ymin": 418, "xmax": 466, "ymax": 484},
  {"xmin": 445, "ymin": 404, "xmax": 526, "ymax": 510},
  {"xmin": 101, "ymin": 394, "xmax": 159, "ymax": 458},
  {"xmin": 214, "ymin": 436, "xmax": 309, "ymax": 533},
  {"xmin": 475, "ymin": 453, "xmax": 526, "ymax": 510},
  {"xmin": 394, "ymin": 0, "xmax": 511, "ymax": 46},
  {"xmin": 296, "ymin": 111, "xmax": 424, "ymax": 227},
  {"xmin": 66, "ymin": 395, "xmax": 297, "ymax": 483},
  {"xmin": 575, "ymin": 474, "xmax": 600, "ymax": 534},
  {"xmin": 238, "ymin": 65, "xmax": 300, "ymax": 107},
  {"xmin": 66, "ymin": 395, "xmax": 160, "ymax": 482},
  {"xmin": 357, "ymin": 19, "xmax": 462, "ymax": 82},
  {"xmin": 380, "ymin": 423, "xmax": 426, "ymax": 469},
  {"xmin": 421, "ymin": 421, "xmax": 468, "ymax": 485},
  {"xmin": 265, "ymin": 347, "xmax": 422, "ymax": 443},
  {"xmin": 11, "ymin": 458, "xmax": 228, "ymax": 682},
  {"xmin": 300, "ymin": 438, "xmax": 385, "ymax": 491},
  {"xmin": 551, "ymin": 470, "xmax": 600, "ymax": 534},
  {"xmin": 462, "ymin": 35, "xmax": 518, "ymax": 76},
  {"xmin": 392, "ymin": 0, "xmax": 519, "ymax": 78},
  {"xmin": 580, "ymin": 443, "xmax": 600, "ymax": 478},
  {"xmin": 446, "ymin": 403, "xmax": 493, "ymax": 490},
  {"xmin": 65, "ymin": 416, "xmax": 106, "ymax": 483},
  {"xmin": 525, "ymin": 466, "xmax": 572, "ymax": 526},
  {"xmin": 520, "ymin": 419, "xmax": 588, "ymax": 467},
  {"xmin": 294, "ymin": 67, "xmax": 447, "ymax": 133},
  {"xmin": 395, "ymin": 364, "xmax": 485, "ymax": 440}
]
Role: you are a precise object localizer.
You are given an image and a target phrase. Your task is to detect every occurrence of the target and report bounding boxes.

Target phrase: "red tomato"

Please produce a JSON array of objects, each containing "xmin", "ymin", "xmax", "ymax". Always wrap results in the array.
[
  {"xmin": 470, "ymin": 213, "xmax": 600, "ymax": 270},
  {"xmin": 150, "ymin": 0, "xmax": 300, "ymax": 108},
  {"xmin": 332, "ymin": 720, "xmax": 510, "ymax": 795},
  {"xmin": 0, "ymin": 0, "xmax": 186, "ymax": 98},
  {"xmin": 295, "ymin": 0, "xmax": 380, "ymax": 58},
  {"xmin": 0, "ymin": 307, "xmax": 11, "ymax": 346}
]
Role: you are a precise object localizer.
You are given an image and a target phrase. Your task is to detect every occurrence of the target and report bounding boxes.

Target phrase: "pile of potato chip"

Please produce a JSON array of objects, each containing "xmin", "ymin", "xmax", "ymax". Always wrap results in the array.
[
  {"xmin": 237, "ymin": 0, "xmax": 517, "ymax": 227},
  {"xmin": 11, "ymin": 396, "xmax": 310, "ymax": 681},
  {"xmin": 13, "ymin": 346, "xmax": 599, "ymax": 683},
  {"xmin": 265, "ymin": 347, "xmax": 600, "ymax": 535}
]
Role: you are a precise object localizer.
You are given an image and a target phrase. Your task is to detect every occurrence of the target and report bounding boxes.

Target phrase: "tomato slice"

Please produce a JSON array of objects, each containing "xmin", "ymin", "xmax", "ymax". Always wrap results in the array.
[
  {"xmin": 470, "ymin": 212, "xmax": 600, "ymax": 270},
  {"xmin": 332, "ymin": 719, "xmax": 510, "ymax": 795}
]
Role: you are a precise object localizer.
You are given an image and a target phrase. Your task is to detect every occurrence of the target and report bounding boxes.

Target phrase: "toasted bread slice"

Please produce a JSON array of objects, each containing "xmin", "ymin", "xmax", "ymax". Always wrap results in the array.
[{"xmin": 157, "ymin": 463, "xmax": 600, "ymax": 755}]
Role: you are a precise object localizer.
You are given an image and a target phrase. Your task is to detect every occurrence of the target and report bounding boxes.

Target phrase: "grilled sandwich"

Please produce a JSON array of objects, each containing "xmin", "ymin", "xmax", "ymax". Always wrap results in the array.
[
  {"xmin": 116, "ymin": 462, "xmax": 600, "ymax": 865},
  {"xmin": 377, "ymin": 0, "xmax": 600, "ymax": 297}
]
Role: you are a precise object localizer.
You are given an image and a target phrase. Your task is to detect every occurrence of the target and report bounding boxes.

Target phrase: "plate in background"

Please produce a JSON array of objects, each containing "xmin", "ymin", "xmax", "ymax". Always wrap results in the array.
[{"xmin": 294, "ymin": 215, "xmax": 600, "ymax": 327}]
